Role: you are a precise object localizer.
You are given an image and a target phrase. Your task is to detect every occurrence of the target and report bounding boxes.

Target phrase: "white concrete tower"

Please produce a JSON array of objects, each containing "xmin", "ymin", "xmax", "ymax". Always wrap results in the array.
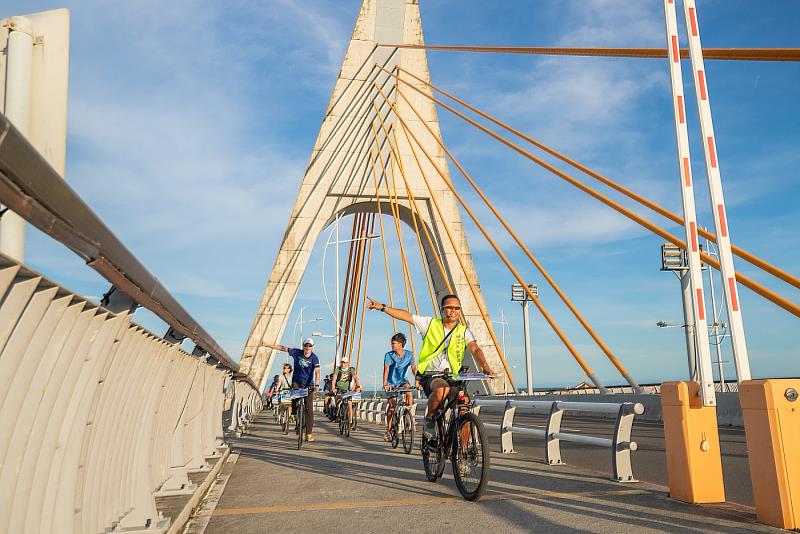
[{"xmin": 240, "ymin": 0, "xmax": 510, "ymax": 393}]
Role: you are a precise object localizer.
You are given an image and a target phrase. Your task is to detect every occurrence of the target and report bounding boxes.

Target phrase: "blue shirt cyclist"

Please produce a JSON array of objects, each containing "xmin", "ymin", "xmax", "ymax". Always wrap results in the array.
[{"xmin": 382, "ymin": 332, "xmax": 417, "ymax": 442}]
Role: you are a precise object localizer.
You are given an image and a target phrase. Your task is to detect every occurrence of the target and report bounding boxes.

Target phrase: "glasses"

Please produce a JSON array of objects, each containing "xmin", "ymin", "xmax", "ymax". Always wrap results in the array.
[
  {"xmin": 442, "ymin": 305, "xmax": 461, "ymax": 311},
  {"xmin": 303, "ymin": 343, "xmax": 313, "ymax": 347}
]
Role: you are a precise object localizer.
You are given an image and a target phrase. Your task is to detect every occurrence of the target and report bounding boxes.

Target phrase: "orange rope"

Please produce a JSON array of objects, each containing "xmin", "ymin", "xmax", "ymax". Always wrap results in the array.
[
  {"xmin": 381, "ymin": 44, "xmax": 800, "ymax": 62},
  {"xmin": 380, "ymin": 86, "xmax": 597, "ymax": 385},
  {"xmin": 396, "ymin": 65, "xmax": 800, "ymax": 292},
  {"xmin": 355, "ymin": 215, "xmax": 376, "ymax": 373},
  {"xmin": 394, "ymin": 85, "xmax": 638, "ymax": 388},
  {"xmin": 372, "ymin": 84, "xmax": 517, "ymax": 390},
  {"xmin": 379, "ymin": 66, "xmax": 800, "ymax": 320}
]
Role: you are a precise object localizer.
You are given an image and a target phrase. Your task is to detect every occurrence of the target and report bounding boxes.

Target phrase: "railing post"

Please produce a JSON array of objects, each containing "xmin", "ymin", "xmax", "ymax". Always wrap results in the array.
[
  {"xmin": 227, "ymin": 383, "xmax": 240, "ymax": 434},
  {"xmin": 500, "ymin": 400, "xmax": 516, "ymax": 453},
  {"xmin": 612, "ymin": 402, "xmax": 643, "ymax": 482},
  {"xmin": 546, "ymin": 401, "xmax": 564, "ymax": 465}
]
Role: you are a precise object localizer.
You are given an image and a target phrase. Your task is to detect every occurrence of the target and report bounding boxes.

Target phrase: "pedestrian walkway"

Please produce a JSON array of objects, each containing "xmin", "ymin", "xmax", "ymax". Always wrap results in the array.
[{"xmin": 192, "ymin": 413, "xmax": 778, "ymax": 533}]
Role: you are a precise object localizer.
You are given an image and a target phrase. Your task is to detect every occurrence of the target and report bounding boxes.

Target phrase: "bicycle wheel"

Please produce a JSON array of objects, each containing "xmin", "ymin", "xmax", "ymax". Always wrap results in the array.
[
  {"xmin": 338, "ymin": 404, "xmax": 346, "ymax": 435},
  {"xmin": 343, "ymin": 401, "xmax": 351, "ymax": 438},
  {"xmin": 451, "ymin": 412, "xmax": 490, "ymax": 501},
  {"xmin": 422, "ymin": 418, "xmax": 446, "ymax": 482},
  {"xmin": 390, "ymin": 414, "xmax": 399, "ymax": 449},
  {"xmin": 296, "ymin": 400, "xmax": 305, "ymax": 450},
  {"xmin": 401, "ymin": 410, "xmax": 414, "ymax": 454}
]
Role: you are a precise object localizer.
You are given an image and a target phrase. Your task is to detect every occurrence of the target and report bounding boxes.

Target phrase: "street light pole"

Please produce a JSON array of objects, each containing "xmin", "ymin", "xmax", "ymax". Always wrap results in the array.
[
  {"xmin": 522, "ymin": 299, "xmax": 533, "ymax": 395},
  {"xmin": 511, "ymin": 283, "xmax": 538, "ymax": 396}
]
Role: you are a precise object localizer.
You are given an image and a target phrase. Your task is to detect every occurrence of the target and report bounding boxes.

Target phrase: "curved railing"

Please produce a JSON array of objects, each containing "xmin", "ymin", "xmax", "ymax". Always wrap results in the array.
[{"xmin": 0, "ymin": 113, "xmax": 262, "ymax": 532}]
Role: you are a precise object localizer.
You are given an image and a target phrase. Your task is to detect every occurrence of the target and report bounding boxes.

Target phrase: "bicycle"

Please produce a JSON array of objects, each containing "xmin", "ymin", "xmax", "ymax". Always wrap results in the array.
[
  {"xmin": 336, "ymin": 391, "xmax": 360, "ymax": 438},
  {"xmin": 420, "ymin": 372, "xmax": 491, "ymax": 501},
  {"xmin": 290, "ymin": 388, "xmax": 309, "ymax": 450},
  {"xmin": 386, "ymin": 387, "xmax": 415, "ymax": 454},
  {"xmin": 324, "ymin": 392, "xmax": 337, "ymax": 422},
  {"xmin": 277, "ymin": 391, "xmax": 292, "ymax": 434}
]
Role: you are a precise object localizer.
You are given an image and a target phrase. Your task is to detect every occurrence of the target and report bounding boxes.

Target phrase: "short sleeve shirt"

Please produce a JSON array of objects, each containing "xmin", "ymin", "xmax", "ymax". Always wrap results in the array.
[
  {"xmin": 412, "ymin": 315, "xmax": 475, "ymax": 373},
  {"xmin": 384, "ymin": 349, "xmax": 414, "ymax": 387},
  {"xmin": 287, "ymin": 349, "xmax": 319, "ymax": 387},
  {"xmin": 335, "ymin": 366, "xmax": 356, "ymax": 391}
]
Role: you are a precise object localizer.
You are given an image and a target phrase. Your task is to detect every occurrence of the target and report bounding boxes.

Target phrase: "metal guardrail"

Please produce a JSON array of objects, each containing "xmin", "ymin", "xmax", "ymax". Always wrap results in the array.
[
  {"xmin": 323, "ymin": 395, "xmax": 643, "ymax": 483},
  {"xmin": 474, "ymin": 398, "xmax": 644, "ymax": 482},
  {"xmin": 0, "ymin": 113, "xmax": 243, "ymax": 376}
]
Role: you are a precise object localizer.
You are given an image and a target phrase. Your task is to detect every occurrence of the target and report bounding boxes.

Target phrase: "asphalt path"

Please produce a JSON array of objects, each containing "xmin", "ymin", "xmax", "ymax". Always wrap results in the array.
[
  {"xmin": 197, "ymin": 411, "xmax": 772, "ymax": 533},
  {"xmin": 475, "ymin": 409, "xmax": 753, "ymax": 506}
]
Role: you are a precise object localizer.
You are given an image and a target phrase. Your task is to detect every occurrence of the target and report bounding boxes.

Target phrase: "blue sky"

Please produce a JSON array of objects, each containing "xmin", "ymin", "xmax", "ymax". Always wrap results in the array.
[{"xmin": 4, "ymin": 0, "xmax": 798, "ymax": 389}]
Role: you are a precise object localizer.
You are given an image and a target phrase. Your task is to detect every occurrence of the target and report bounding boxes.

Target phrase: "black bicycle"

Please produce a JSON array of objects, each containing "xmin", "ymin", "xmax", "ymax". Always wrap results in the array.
[
  {"xmin": 387, "ymin": 387, "xmax": 415, "ymax": 454},
  {"xmin": 336, "ymin": 391, "xmax": 360, "ymax": 437},
  {"xmin": 290, "ymin": 388, "xmax": 309, "ymax": 450},
  {"xmin": 420, "ymin": 372, "xmax": 491, "ymax": 501}
]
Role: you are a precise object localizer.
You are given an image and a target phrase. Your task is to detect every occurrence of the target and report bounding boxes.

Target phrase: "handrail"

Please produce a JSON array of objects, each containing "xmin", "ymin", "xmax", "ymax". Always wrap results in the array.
[
  {"xmin": 343, "ymin": 394, "xmax": 643, "ymax": 482},
  {"xmin": 474, "ymin": 398, "xmax": 645, "ymax": 482},
  {"xmin": 0, "ymin": 113, "xmax": 243, "ymax": 376}
]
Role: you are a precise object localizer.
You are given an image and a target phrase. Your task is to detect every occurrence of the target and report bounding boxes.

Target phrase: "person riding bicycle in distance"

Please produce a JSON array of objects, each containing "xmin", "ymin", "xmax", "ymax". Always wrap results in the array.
[
  {"xmin": 333, "ymin": 353, "xmax": 360, "ymax": 423},
  {"xmin": 261, "ymin": 339, "xmax": 320, "ymax": 442},
  {"xmin": 367, "ymin": 294, "xmax": 495, "ymax": 441},
  {"xmin": 383, "ymin": 332, "xmax": 417, "ymax": 442},
  {"xmin": 322, "ymin": 373, "xmax": 335, "ymax": 416}
]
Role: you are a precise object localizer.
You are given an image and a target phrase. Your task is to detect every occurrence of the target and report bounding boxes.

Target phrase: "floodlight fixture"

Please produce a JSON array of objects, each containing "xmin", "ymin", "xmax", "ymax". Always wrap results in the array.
[{"xmin": 511, "ymin": 283, "xmax": 538, "ymax": 302}]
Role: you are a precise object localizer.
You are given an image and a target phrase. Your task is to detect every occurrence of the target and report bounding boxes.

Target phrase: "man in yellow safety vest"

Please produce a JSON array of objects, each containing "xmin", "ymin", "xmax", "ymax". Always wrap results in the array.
[{"xmin": 366, "ymin": 294, "xmax": 495, "ymax": 440}]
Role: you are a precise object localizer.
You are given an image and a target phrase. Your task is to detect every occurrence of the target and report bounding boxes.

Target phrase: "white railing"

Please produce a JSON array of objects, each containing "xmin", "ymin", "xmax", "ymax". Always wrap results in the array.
[
  {"xmin": 322, "ymin": 394, "xmax": 643, "ymax": 483},
  {"xmin": 474, "ymin": 398, "xmax": 644, "ymax": 482},
  {"xmin": 0, "ymin": 255, "xmax": 261, "ymax": 533}
]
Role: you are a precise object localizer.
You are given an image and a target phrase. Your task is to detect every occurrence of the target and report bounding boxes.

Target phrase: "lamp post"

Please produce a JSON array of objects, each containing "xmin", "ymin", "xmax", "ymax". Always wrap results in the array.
[
  {"xmin": 293, "ymin": 307, "xmax": 324, "ymax": 346},
  {"xmin": 511, "ymin": 283, "xmax": 538, "ymax": 395},
  {"xmin": 660, "ymin": 243, "xmax": 700, "ymax": 381}
]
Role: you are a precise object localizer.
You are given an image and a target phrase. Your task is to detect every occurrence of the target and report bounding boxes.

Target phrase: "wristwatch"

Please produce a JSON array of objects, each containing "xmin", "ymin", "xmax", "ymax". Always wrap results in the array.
[{"xmin": 380, "ymin": 304, "xmax": 386, "ymax": 312}]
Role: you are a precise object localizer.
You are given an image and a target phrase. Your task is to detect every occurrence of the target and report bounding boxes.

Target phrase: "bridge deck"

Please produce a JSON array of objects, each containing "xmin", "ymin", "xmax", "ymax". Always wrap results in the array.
[{"xmin": 194, "ymin": 414, "xmax": 775, "ymax": 533}]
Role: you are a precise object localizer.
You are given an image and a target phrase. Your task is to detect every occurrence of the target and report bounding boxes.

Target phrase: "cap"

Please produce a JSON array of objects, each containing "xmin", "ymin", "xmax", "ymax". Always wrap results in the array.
[{"xmin": 303, "ymin": 338, "xmax": 315, "ymax": 347}]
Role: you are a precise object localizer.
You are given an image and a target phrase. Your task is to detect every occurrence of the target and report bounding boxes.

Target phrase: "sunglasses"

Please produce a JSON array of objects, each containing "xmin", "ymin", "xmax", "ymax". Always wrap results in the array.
[
  {"xmin": 442, "ymin": 305, "xmax": 461, "ymax": 311},
  {"xmin": 303, "ymin": 344, "xmax": 313, "ymax": 347}
]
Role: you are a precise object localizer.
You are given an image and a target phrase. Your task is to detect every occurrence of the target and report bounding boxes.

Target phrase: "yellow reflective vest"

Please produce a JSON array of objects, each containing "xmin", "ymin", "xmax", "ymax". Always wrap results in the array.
[{"xmin": 417, "ymin": 318, "xmax": 467, "ymax": 374}]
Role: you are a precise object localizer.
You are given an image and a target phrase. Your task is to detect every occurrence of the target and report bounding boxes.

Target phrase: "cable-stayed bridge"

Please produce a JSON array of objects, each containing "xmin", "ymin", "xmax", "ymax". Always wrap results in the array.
[{"xmin": 0, "ymin": 1, "xmax": 798, "ymax": 532}]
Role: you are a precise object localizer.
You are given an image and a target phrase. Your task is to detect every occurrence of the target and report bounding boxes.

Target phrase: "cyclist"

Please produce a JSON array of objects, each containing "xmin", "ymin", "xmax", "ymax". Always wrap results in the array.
[
  {"xmin": 367, "ymin": 294, "xmax": 495, "ymax": 441},
  {"xmin": 278, "ymin": 364, "xmax": 293, "ymax": 392},
  {"xmin": 261, "ymin": 338, "xmax": 320, "ymax": 442},
  {"xmin": 333, "ymin": 354, "xmax": 360, "ymax": 425},
  {"xmin": 322, "ymin": 373, "xmax": 335, "ymax": 418},
  {"xmin": 264, "ymin": 375, "xmax": 280, "ymax": 409},
  {"xmin": 382, "ymin": 332, "xmax": 417, "ymax": 442}
]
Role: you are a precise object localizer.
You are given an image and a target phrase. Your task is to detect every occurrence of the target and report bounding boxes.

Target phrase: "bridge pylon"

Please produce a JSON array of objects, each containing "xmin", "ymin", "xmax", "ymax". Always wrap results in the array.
[{"xmin": 239, "ymin": 0, "xmax": 511, "ymax": 393}]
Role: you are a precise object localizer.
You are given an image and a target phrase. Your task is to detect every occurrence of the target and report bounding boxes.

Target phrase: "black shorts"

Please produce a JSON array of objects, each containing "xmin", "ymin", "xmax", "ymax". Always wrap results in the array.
[{"xmin": 418, "ymin": 375, "xmax": 450, "ymax": 397}]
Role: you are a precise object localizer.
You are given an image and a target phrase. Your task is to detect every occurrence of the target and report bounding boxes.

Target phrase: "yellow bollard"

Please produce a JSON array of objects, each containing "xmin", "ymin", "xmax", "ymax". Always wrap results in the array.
[
  {"xmin": 661, "ymin": 381, "xmax": 725, "ymax": 503},
  {"xmin": 740, "ymin": 379, "xmax": 800, "ymax": 530}
]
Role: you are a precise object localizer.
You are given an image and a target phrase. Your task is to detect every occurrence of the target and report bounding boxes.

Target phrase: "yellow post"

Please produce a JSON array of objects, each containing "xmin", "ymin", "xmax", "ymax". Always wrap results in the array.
[
  {"xmin": 661, "ymin": 381, "xmax": 725, "ymax": 503},
  {"xmin": 740, "ymin": 379, "xmax": 800, "ymax": 530}
]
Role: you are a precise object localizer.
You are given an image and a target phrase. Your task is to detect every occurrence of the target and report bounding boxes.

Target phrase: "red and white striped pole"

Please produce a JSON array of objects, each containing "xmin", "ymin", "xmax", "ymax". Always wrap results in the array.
[
  {"xmin": 663, "ymin": 0, "xmax": 716, "ymax": 406},
  {"xmin": 681, "ymin": 0, "xmax": 751, "ymax": 384}
]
